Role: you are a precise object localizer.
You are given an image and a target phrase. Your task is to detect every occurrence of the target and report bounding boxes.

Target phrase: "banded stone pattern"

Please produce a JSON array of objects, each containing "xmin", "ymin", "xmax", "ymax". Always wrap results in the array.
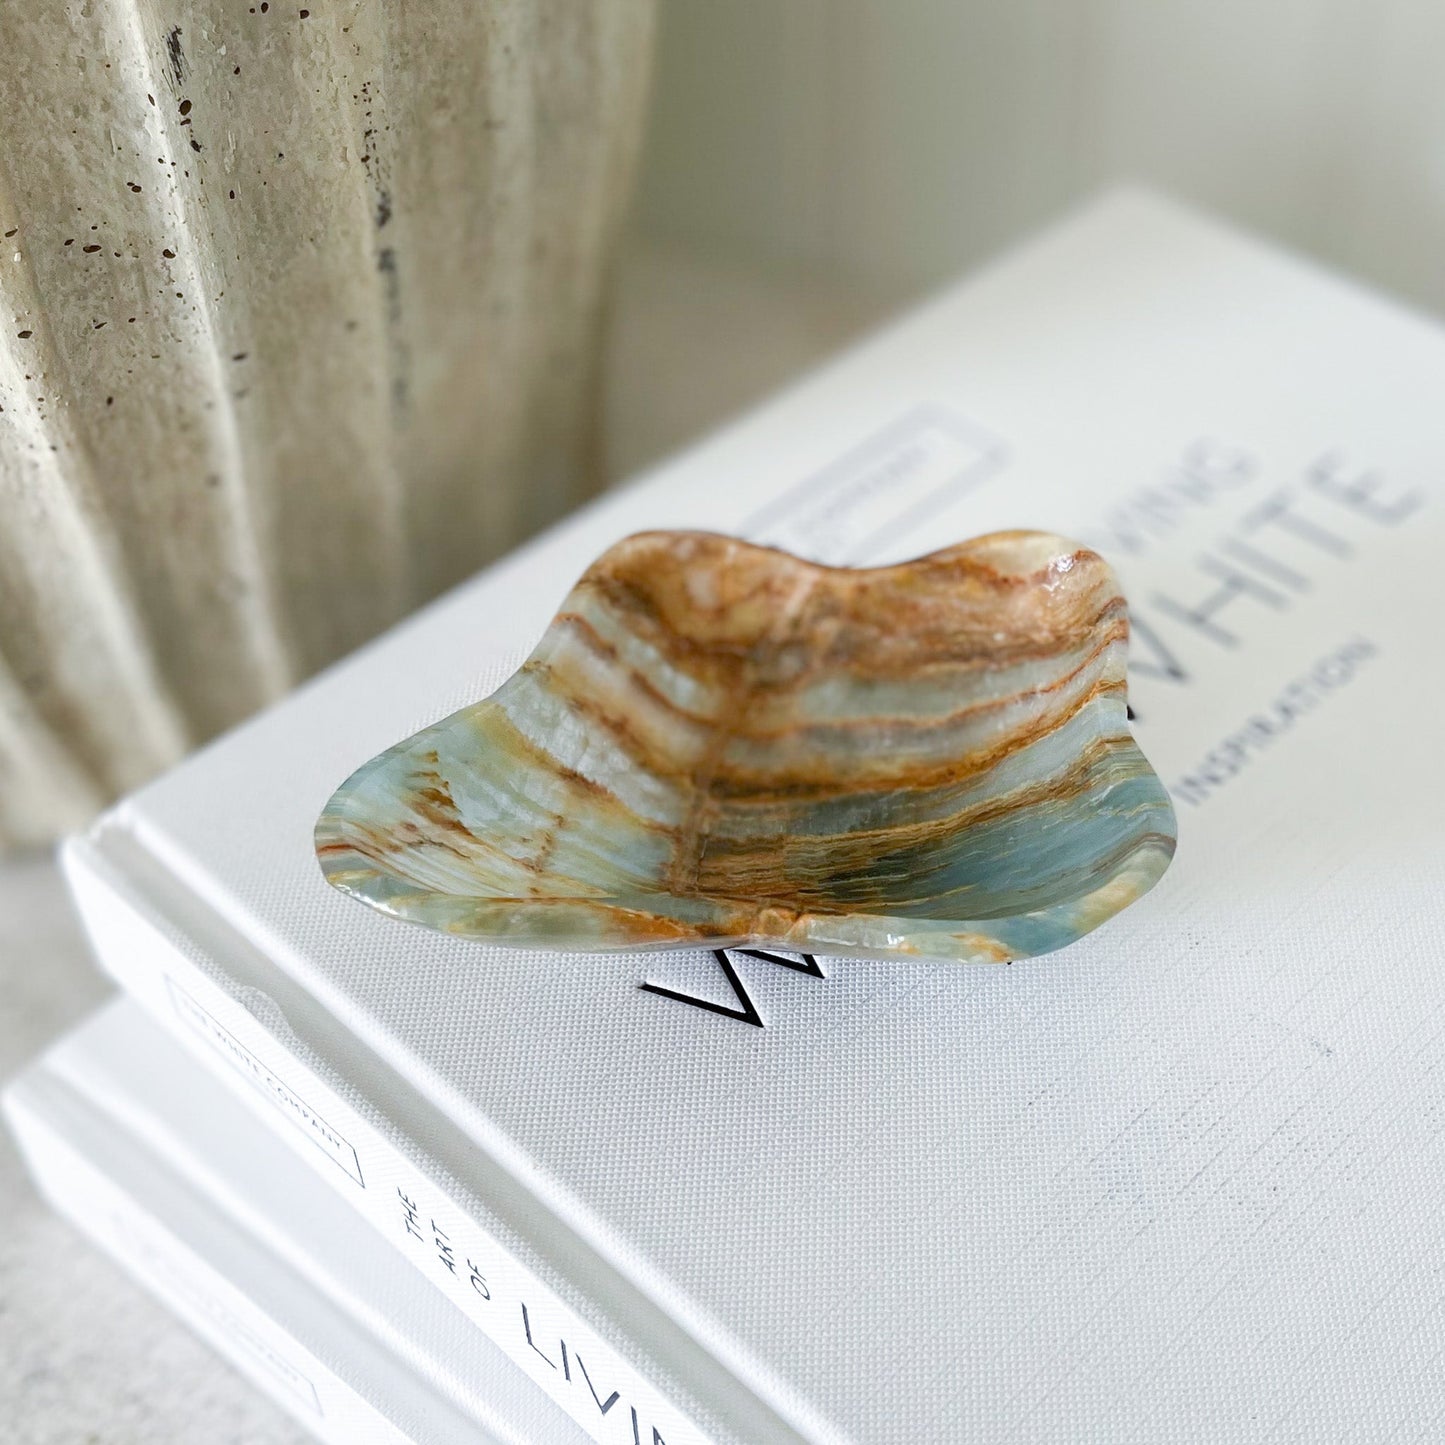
[{"xmin": 316, "ymin": 530, "xmax": 1176, "ymax": 961}]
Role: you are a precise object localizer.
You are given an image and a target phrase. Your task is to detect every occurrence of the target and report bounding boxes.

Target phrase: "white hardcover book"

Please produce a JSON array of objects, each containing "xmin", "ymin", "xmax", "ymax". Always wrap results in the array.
[
  {"xmin": 4, "ymin": 999, "xmax": 590, "ymax": 1445},
  {"xmin": 63, "ymin": 189, "xmax": 1445, "ymax": 1442}
]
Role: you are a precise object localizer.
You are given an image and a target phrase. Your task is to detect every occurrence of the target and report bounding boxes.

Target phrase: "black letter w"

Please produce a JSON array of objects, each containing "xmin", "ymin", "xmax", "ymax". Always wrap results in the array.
[{"xmin": 641, "ymin": 949, "xmax": 825, "ymax": 1028}]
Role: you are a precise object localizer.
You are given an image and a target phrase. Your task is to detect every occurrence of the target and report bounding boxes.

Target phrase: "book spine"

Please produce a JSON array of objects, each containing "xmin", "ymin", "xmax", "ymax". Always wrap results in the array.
[
  {"xmin": 64, "ymin": 835, "xmax": 719, "ymax": 1445},
  {"xmin": 6, "ymin": 1088, "xmax": 421, "ymax": 1445}
]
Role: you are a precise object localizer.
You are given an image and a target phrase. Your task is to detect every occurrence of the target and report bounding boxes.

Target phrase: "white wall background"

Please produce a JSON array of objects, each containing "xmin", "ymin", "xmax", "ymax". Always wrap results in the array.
[{"xmin": 634, "ymin": 0, "xmax": 1445, "ymax": 316}]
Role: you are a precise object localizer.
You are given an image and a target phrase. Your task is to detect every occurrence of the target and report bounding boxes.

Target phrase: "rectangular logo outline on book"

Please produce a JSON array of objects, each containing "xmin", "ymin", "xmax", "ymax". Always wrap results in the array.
[
  {"xmin": 741, "ymin": 402, "xmax": 1007, "ymax": 565},
  {"xmin": 114, "ymin": 1210, "xmax": 324, "ymax": 1414},
  {"xmin": 167, "ymin": 977, "xmax": 365, "ymax": 1187}
]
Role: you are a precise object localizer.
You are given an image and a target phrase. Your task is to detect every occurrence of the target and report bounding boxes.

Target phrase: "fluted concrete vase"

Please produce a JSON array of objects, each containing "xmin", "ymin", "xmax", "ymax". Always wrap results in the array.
[{"xmin": 0, "ymin": 1, "xmax": 654, "ymax": 852}]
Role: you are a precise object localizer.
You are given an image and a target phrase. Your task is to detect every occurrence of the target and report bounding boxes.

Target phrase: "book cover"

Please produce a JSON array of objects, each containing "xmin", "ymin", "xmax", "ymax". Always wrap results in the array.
[
  {"xmin": 4, "ymin": 999, "xmax": 589, "ymax": 1445},
  {"xmin": 65, "ymin": 190, "xmax": 1445, "ymax": 1441}
]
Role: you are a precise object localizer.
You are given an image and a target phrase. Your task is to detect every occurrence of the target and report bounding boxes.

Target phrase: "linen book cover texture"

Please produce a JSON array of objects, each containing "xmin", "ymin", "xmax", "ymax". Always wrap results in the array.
[{"xmin": 72, "ymin": 192, "xmax": 1445, "ymax": 1442}]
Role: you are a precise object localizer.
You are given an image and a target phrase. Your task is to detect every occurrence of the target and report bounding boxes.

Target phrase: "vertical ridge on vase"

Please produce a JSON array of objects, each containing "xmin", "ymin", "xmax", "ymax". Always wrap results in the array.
[
  {"xmin": 0, "ymin": 166, "xmax": 196, "ymax": 816},
  {"xmin": 0, "ymin": 660, "xmax": 106, "ymax": 847},
  {"xmin": 384, "ymin": 0, "xmax": 538, "ymax": 589},
  {"xmin": 133, "ymin": 0, "xmax": 413, "ymax": 678},
  {"xmin": 117, "ymin": 0, "xmax": 300, "ymax": 701},
  {"xmin": 565, "ymin": 1, "xmax": 663, "ymax": 497},
  {"xmin": 331, "ymin": 0, "xmax": 420, "ymax": 616}
]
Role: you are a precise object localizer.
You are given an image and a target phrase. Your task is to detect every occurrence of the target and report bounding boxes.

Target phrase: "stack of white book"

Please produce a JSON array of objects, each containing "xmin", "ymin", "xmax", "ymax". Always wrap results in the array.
[{"xmin": 10, "ymin": 189, "xmax": 1445, "ymax": 1443}]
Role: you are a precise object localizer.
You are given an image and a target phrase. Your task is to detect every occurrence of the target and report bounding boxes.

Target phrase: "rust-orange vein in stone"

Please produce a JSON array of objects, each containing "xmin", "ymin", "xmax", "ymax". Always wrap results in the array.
[{"xmin": 315, "ymin": 530, "xmax": 1177, "ymax": 961}]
